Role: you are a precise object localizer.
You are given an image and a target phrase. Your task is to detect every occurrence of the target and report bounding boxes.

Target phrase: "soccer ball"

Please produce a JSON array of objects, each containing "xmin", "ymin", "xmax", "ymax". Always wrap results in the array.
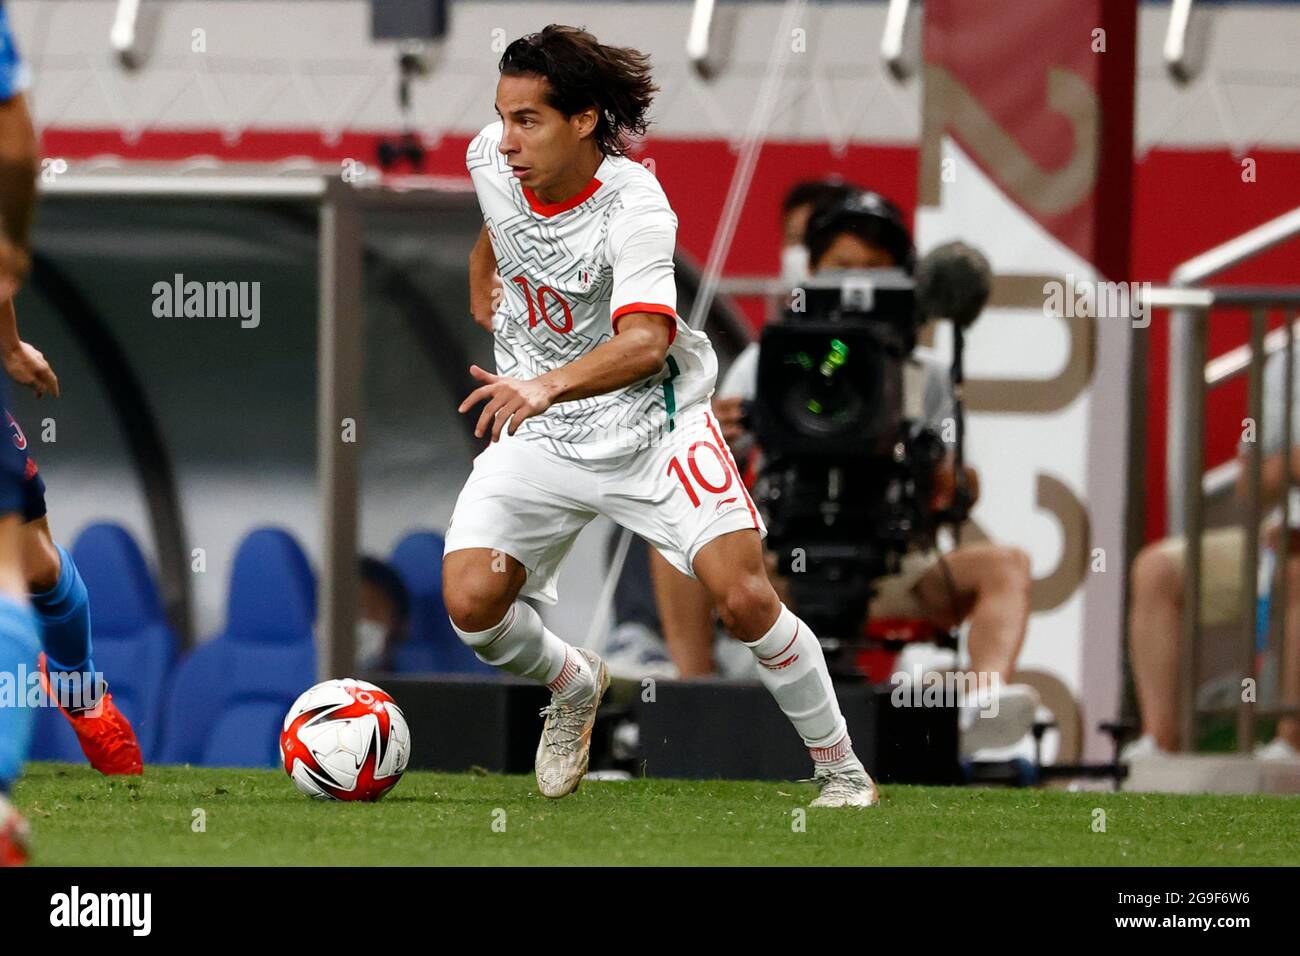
[{"xmin": 280, "ymin": 678, "xmax": 411, "ymax": 801}]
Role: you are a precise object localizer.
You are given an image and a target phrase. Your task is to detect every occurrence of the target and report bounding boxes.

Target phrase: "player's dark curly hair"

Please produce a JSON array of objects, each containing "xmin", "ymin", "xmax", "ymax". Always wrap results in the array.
[{"xmin": 499, "ymin": 25, "xmax": 659, "ymax": 156}]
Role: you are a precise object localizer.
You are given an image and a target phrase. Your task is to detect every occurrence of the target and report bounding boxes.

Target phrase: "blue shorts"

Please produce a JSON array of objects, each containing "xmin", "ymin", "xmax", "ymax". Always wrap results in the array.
[
  {"xmin": 1, "ymin": 408, "xmax": 46, "ymax": 522},
  {"xmin": 0, "ymin": 4, "xmax": 30, "ymax": 102}
]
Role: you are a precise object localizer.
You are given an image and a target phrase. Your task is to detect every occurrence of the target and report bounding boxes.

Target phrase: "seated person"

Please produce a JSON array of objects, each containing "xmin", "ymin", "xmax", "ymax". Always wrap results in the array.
[
  {"xmin": 357, "ymin": 556, "xmax": 411, "ymax": 672},
  {"xmin": 776, "ymin": 178, "xmax": 863, "ymax": 287},
  {"xmin": 1126, "ymin": 345, "xmax": 1300, "ymax": 761},
  {"xmin": 653, "ymin": 189, "xmax": 1039, "ymax": 755}
]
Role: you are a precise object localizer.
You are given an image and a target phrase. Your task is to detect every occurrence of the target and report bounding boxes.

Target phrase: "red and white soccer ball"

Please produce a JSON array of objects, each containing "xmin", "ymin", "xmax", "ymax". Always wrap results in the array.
[{"xmin": 280, "ymin": 678, "xmax": 411, "ymax": 801}]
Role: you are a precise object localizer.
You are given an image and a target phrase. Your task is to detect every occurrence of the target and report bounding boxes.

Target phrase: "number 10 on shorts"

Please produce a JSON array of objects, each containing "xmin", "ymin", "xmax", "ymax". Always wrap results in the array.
[{"xmin": 667, "ymin": 440, "xmax": 733, "ymax": 508}]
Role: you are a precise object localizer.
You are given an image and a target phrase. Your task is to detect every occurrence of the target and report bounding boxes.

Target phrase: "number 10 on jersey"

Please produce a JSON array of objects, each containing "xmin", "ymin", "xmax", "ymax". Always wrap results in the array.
[{"xmin": 511, "ymin": 276, "xmax": 574, "ymax": 334}]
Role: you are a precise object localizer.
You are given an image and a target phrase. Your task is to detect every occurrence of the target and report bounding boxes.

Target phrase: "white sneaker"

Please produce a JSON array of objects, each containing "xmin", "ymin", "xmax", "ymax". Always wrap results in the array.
[
  {"xmin": 809, "ymin": 766, "xmax": 880, "ymax": 808},
  {"xmin": 959, "ymin": 683, "xmax": 1040, "ymax": 757},
  {"xmin": 0, "ymin": 793, "xmax": 31, "ymax": 867},
  {"xmin": 1255, "ymin": 738, "xmax": 1300, "ymax": 762},
  {"xmin": 1119, "ymin": 733, "xmax": 1166, "ymax": 762},
  {"xmin": 535, "ymin": 649, "xmax": 610, "ymax": 799}
]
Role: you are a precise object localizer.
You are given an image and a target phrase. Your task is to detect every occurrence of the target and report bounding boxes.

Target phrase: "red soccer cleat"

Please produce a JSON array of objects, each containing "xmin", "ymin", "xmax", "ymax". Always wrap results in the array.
[
  {"xmin": 0, "ymin": 795, "xmax": 30, "ymax": 867},
  {"xmin": 39, "ymin": 653, "xmax": 144, "ymax": 776}
]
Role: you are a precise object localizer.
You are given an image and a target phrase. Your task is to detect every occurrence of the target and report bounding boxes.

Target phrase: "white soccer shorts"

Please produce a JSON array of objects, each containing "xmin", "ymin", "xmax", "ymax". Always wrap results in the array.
[{"xmin": 444, "ymin": 404, "xmax": 767, "ymax": 604}]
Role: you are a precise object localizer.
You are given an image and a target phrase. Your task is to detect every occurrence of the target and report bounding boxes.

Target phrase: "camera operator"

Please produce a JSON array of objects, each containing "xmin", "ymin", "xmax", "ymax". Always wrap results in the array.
[
  {"xmin": 776, "ymin": 179, "xmax": 862, "ymax": 287},
  {"xmin": 652, "ymin": 189, "xmax": 1040, "ymax": 754}
]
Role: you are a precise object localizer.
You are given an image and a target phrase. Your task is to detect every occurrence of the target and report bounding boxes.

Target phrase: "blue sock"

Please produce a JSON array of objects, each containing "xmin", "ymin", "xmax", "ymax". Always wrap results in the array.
[
  {"xmin": 0, "ymin": 595, "xmax": 41, "ymax": 792},
  {"xmin": 32, "ymin": 545, "xmax": 98, "ymax": 712}
]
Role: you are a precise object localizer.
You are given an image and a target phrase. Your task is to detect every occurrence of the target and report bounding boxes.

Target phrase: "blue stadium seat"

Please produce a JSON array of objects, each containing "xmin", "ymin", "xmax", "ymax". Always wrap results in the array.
[
  {"xmin": 389, "ymin": 530, "xmax": 494, "ymax": 675},
  {"xmin": 29, "ymin": 523, "xmax": 177, "ymax": 763},
  {"xmin": 157, "ymin": 528, "xmax": 316, "ymax": 767}
]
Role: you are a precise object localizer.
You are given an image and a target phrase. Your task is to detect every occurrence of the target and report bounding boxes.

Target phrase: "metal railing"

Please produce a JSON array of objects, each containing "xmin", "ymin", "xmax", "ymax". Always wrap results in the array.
[
  {"xmin": 1164, "ymin": 0, "xmax": 1198, "ymax": 83},
  {"xmin": 1145, "ymin": 208, "xmax": 1300, "ymax": 751}
]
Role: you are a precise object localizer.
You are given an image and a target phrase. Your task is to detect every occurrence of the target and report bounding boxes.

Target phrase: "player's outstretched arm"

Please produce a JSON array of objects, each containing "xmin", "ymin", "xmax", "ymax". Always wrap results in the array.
[
  {"xmin": 0, "ymin": 298, "xmax": 59, "ymax": 398},
  {"xmin": 458, "ymin": 312, "xmax": 673, "ymax": 442},
  {"xmin": 534, "ymin": 311, "xmax": 672, "ymax": 402}
]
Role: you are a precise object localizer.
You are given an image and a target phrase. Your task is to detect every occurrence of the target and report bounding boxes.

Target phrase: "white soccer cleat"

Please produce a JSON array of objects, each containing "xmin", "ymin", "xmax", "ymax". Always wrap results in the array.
[
  {"xmin": 809, "ymin": 766, "xmax": 880, "ymax": 808},
  {"xmin": 535, "ymin": 649, "xmax": 610, "ymax": 799}
]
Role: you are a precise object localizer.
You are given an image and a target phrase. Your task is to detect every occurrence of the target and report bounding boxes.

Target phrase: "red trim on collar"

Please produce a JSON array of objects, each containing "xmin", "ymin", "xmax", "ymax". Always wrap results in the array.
[{"xmin": 522, "ymin": 177, "xmax": 603, "ymax": 216}]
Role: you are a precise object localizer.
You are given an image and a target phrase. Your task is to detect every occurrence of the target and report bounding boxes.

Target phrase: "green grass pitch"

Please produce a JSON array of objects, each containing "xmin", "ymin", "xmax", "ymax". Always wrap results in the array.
[{"xmin": 13, "ymin": 762, "xmax": 1300, "ymax": 866}]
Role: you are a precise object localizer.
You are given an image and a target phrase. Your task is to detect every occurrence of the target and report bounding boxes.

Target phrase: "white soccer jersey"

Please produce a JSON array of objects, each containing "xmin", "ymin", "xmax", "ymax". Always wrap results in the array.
[{"xmin": 466, "ymin": 120, "xmax": 717, "ymax": 460}]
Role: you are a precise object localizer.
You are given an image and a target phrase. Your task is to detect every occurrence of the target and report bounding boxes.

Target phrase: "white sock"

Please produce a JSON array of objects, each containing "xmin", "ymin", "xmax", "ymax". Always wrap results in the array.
[
  {"xmin": 451, "ymin": 601, "xmax": 594, "ymax": 703},
  {"xmin": 744, "ymin": 603, "xmax": 862, "ymax": 772}
]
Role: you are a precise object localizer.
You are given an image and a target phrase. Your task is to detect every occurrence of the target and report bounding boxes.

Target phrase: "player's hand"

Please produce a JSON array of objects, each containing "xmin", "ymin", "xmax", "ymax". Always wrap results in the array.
[
  {"xmin": 458, "ymin": 364, "xmax": 553, "ymax": 442},
  {"xmin": 3, "ymin": 340, "xmax": 59, "ymax": 399},
  {"xmin": 712, "ymin": 396, "xmax": 748, "ymax": 446}
]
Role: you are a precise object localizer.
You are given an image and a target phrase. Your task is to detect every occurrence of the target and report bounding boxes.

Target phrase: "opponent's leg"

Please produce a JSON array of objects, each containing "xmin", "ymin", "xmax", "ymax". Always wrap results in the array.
[
  {"xmin": 0, "ymin": 61, "xmax": 48, "ymax": 863},
  {"xmin": 443, "ymin": 548, "xmax": 608, "ymax": 797},
  {"xmin": 693, "ymin": 529, "xmax": 878, "ymax": 807},
  {"xmin": 23, "ymin": 517, "xmax": 141, "ymax": 775},
  {"xmin": 0, "ymin": 513, "xmax": 38, "ymax": 866}
]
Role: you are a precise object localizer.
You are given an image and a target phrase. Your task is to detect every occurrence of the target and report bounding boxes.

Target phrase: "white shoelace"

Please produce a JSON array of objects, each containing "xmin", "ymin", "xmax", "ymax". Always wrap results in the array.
[{"xmin": 538, "ymin": 702, "xmax": 590, "ymax": 756}]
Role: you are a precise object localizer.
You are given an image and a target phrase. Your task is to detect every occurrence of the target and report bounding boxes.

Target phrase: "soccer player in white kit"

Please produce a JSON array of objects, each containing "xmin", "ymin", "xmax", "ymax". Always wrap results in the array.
[{"xmin": 444, "ymin": 25, "xmax": 878, "ymax": 807}]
